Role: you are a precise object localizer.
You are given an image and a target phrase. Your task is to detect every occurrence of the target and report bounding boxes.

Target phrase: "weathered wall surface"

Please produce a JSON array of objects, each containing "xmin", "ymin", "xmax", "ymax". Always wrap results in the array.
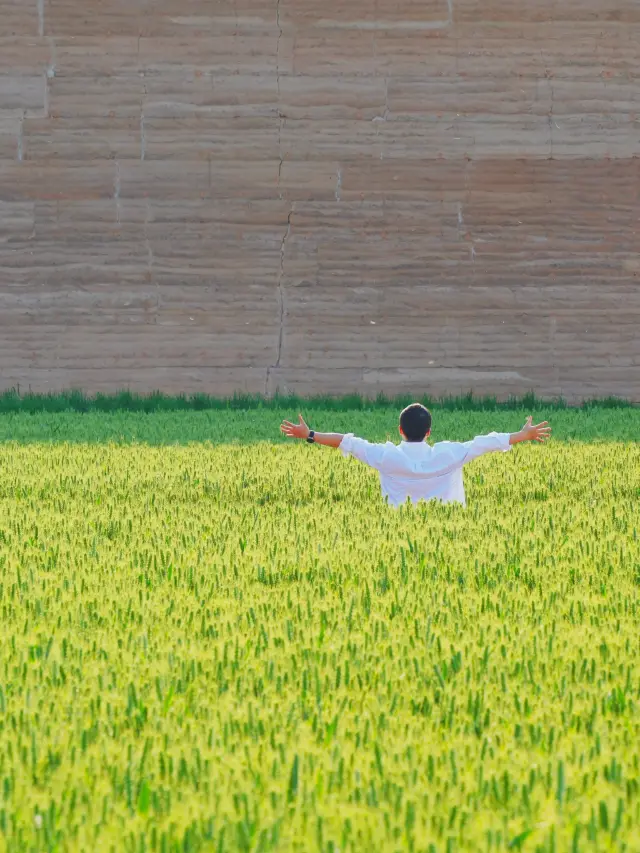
[{"xmin": 1, "ymin": 1, "xmax": 638, "ymax": 401}]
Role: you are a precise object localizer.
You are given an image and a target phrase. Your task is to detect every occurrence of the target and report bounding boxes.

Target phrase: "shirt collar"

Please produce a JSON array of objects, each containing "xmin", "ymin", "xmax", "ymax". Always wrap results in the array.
[{"xmin": 399, "ymin": 440, "xmax": 430, "ymax": 454}]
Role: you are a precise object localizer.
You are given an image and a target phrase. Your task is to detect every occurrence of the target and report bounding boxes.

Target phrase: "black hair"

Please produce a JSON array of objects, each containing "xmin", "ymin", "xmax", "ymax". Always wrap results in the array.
[{"xmin": 399, "ymin": 403, "xmax": 432, "ymax": 442}]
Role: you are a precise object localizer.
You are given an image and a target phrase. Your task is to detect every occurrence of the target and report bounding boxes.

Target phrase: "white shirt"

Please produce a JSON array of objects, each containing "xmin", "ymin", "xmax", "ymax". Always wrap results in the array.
[{"xmin": 339, "ymin": 432, "xmax": 512, "ymax": 507}]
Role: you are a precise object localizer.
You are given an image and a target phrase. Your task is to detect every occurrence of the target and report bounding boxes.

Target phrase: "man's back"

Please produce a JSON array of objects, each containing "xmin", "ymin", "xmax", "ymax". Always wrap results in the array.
[{"xmin": 339, "ymin": 432, "xmax": 513, "ymax": 507}]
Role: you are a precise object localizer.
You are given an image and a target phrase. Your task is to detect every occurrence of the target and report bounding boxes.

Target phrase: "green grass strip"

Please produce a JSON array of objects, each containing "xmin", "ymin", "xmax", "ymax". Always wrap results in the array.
[{"xmin": 0, "ymin": 388, "xmax": 635, "ymax": 415}]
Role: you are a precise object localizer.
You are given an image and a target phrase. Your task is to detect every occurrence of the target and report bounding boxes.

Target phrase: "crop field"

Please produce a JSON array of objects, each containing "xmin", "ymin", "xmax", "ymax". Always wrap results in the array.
[{"xmin": 0, "ymin": 405, "xmax": 639, "ymax": 853}]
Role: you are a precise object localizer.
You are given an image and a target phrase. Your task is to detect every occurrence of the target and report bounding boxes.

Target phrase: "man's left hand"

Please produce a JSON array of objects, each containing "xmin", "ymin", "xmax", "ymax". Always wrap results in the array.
[{"xmin": 280, "ymin": 414, "xmax": 311, "ymax": 440}]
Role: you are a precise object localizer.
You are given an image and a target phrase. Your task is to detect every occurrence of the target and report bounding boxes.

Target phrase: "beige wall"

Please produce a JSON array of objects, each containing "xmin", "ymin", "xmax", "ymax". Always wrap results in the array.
[{"xmin": 1, "ymin": 1, "xmax": 639, "ymax": 402}]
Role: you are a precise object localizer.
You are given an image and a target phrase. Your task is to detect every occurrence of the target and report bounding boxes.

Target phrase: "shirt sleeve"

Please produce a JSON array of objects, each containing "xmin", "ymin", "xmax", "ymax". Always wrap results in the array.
[
  {"xmin": 460, "ymin": 432, "xmax": 512, "ymax": 464},
  {"xmin": 339, "ymin": 434, "xmax": 389, "ymax": 471}
]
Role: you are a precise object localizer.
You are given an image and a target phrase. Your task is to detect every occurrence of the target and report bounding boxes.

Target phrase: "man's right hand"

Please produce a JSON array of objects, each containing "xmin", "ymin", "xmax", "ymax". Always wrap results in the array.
[{"xmin": 510, "ymin": 416, "xmax": 552, "ymax": 445}]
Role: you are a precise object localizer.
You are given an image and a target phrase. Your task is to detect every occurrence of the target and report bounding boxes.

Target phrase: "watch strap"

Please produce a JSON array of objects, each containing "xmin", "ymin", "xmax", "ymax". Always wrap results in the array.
[{"xmin": 306, "ymin": 430, "xmax": 315, "ymax": 444}]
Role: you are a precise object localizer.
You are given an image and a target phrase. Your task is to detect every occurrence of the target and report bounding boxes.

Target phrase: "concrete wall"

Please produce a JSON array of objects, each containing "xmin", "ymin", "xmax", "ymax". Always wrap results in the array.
[{"xmin": 1, "ymin": 1, "xmax": 639, "ymax": 401}]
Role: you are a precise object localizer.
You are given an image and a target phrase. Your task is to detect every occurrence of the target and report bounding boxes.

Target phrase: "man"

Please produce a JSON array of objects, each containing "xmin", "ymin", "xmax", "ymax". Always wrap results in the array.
[{"xmin": 280, "ymin": 403, "xmax": 551, "ymax": 508}]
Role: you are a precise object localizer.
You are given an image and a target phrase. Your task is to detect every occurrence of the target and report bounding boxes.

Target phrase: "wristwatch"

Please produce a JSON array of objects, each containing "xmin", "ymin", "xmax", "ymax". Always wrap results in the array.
[{"xmin": 306, "ymin": 430, "xmax": 315, "ymax": 444}]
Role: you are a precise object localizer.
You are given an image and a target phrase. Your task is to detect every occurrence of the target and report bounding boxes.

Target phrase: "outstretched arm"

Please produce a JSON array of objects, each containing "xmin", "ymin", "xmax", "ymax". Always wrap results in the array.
[
  {"xmin": 280, "ymin": 414, "xmax": 388, "ymax": 469},
  {"xmin": 280, "ymin": 414, "xmax": 343, "ymax": 448},
  {"xmin": 461, "ymin": 416, "xmax": 551, "ymax": 464}
]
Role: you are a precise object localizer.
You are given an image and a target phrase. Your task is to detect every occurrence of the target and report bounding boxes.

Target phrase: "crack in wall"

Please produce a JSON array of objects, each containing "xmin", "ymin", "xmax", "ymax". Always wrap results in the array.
[
  {"xmin": 140, "ymin": 112, "xmax": 146, "ymax": 160},
  {"xmin": 276, "ymin": 0, "xmax": 283, "ymax": 98},
  {"xmin": 266, "ymin": 206, "xmax": 293, "ymax": 396},
  {"xmin": 276, "ymin": 0, "xmax": 285, "ymax": 199},
  {"xmin": 548, "ymin": 81, "xmax": 554, "ymax": 160},
  {"xmin": 371, "ymin": 77, "xmax": 389, "ymax": 124},
  {"xmin": 144, "ymin": 198, "xmax": 158, "ymax": 320},
  {"xmin": 43, "ymin": 38, "xmax": 56, "ymax": 119},
  {"xmin": 277, "ymin": 117, "xmax": 284, "ymax": 200},
  {"xmin": 140, "ymin": 77, "xmax": 147, "ymax": 160},
  {"xmin": 17, "ymin": 113, "xmax": 24, "ymax": 162},
  {"xmin": 371, "ymin": 73, "xmax": 389, "ymax": 160},
  {"xmin": 268, "ymin": 0, "xmax": 290, "ymax": 395},
  {"xmin": 462, "ymin": 159, "xmax": 476, "ymax": 271},
  {"xmin": 275, "ymin": 209, "xmax": 292, "ymax": 366},
  {"xmin": 114, "ymin": 159, "xmax": 121, "ymax": 224}
]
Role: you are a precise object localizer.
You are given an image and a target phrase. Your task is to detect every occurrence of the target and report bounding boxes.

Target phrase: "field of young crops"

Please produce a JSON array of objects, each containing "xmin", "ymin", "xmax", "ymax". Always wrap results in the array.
[{"xmin": 0, "ymin": 405, "xmax": 639, "ymax": 852}]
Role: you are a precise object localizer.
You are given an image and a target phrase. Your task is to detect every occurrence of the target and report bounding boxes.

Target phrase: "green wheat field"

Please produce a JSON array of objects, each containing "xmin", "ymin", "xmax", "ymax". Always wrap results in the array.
[{"xmin": 0, "ymin": 401, "xmax": 639, "ymax": 853}]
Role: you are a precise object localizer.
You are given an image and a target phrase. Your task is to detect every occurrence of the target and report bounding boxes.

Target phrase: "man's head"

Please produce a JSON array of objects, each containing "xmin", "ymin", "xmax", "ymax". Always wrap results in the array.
[{"xmin": 399, "ymin": 403, "xmax": 432, "ymax": 442}]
